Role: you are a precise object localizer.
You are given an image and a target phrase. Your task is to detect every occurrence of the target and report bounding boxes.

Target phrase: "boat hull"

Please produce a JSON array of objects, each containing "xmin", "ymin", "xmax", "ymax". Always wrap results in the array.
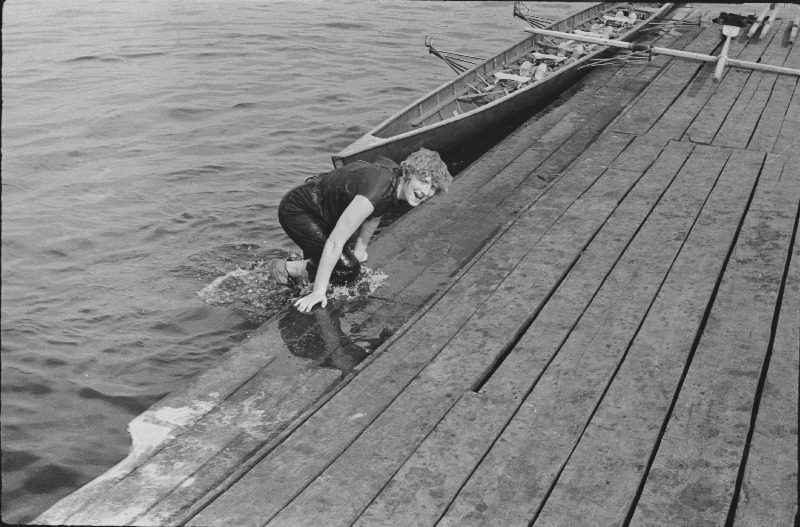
[{"xmin": 332, "ymin": 2, "xmax": 675, "ymax": 168}]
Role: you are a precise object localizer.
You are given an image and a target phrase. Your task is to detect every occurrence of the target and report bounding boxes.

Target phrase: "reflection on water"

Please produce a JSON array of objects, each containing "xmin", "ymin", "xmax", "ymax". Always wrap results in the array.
[
  {"xmin": 280, "ymin": 303, "xmax": 371, "ymax": 373},
  {"xmin": 196, "ymin": 247, "xmax": 390, "ymax": 373}
]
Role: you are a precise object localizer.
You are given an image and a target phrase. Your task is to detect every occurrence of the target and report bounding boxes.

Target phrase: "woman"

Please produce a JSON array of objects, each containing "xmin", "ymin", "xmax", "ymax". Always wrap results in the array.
[{"xmin": 273, "ymin": 148, "xmax": 452, "ymax": 313}]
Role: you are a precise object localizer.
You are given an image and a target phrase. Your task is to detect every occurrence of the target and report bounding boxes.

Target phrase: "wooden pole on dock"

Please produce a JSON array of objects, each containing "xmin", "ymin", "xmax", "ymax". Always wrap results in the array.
[
  {"xmin": 791, "ymin": 7, "xmax": 799, "ymax": 45},
  {"xmin": 747, "ymin": 4, "xmax": 772, "ymax": 38},
  {"xmin": 524, "ymin": 27, "xmax": 800, "ymax": 79},
  {"xmin": 714, "ymin": 24, "xmax": 740, "ymax": 83},
  {"xmin": 759, "ymin": 4, "xmax": 779, "ymax": 41}
]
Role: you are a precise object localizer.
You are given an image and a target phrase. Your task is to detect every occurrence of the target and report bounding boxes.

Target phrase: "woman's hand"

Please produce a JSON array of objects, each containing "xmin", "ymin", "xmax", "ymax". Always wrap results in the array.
[
  {"xmin": 353, "ymin": 248, "xmax": 368, "ymax": 263},
  {"xmin": 294, "ymin": 289, "xmax": 327, "ymax": 313}
]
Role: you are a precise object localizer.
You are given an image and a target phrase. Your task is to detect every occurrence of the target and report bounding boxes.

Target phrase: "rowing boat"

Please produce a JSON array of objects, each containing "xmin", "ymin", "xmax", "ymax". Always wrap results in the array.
[{"xmin": 331, "ymin": 2, "xmax": 676, "ymax": 168}]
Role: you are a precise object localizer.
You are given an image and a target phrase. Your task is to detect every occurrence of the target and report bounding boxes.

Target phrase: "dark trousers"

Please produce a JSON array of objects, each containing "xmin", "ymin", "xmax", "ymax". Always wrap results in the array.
[{"xmin": 278, "ymin": 190, "xmax": 361, "ymax": 285}]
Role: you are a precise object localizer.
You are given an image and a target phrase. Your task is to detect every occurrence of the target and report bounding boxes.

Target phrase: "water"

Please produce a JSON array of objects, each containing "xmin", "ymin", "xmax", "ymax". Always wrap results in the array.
[{"xmin": 1, "ymin": 1, "xmax": 590, "ymax": 522}]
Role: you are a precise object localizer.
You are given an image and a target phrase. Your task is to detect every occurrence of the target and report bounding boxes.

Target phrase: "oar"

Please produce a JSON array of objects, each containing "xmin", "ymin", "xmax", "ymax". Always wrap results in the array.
[
  {"xmin": 524, "ymin": 26, "xmax": 800, "ymax": 78},
  {"xmin": 747, "ymin": 4, "xmax": 772, "ymax": 38},
  {"xmin": 759, "ymin": 4, "xmax": 779, "ymax": 41},
  {"xmin": 714, "ymin": 23, "xmax": 739, "ymax": 83}
]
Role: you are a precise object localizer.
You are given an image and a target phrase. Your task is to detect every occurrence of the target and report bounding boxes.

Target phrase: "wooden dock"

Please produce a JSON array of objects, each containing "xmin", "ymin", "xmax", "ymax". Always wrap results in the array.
[{"xmin": 37, "ymin": 5, "xmax": 798, "ymax": 526}]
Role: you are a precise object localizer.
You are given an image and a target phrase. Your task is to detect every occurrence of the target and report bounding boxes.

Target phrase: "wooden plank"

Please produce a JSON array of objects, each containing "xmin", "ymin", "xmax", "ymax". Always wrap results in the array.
[
  {"xmin": 529, "ymin": 149, "xmax": 766, "ymax": 527},
  {"xmin": 733, "ymin": 159, "xmax": 799, "ymax": 526},
  {"xmin": 610, "ymin": 135, "xmax": 672, "ymax": 172},
  {"xmin": 63, "ymin": 351, "xmax": 341, "ymax": 526},
  {"xmin": 747, "ymin": 39, "xmax": 800, "ymax": 152},
  {"xmin": 368, "ymin": 23, "xmax": 702, "ymax": 307},
  {"xmin": 353, "ymin": 140, "xmax": 697, "ymax": 527},
  {"xmin": 682, "ymin": 24, "xmax": 781, "ymax": 145},
  {"xmin": 610, "ymin": 26, "xmax": 720, "ymax": 136},
  {"xmin": 713, "ymin": 21, "xmax": 792, "ymax": 149},
  {"xmin": 772, "ymin": 42, "xmax": 800, "ymax": 155},
  {"xmin": 185, "ymin": 133, "xmax": 636, "ymax": 527},
  {"xmin": 369, "ymin": 73, "xmax": 651, "ymax": 306},
  {"xmin": 747, "ymin": 75, "xmax": 798, "ymax": 152},
  {"xmin": 643, "ymin": 25, "xmax": 750, "ymax": 143},
  {"xmin": 439, "ymin": 144, "xmax": 733, "ymax": 527},
  {"xmin": 262, "ymin": 168, "xmax": 651, "ymax": 527},
  {"xmin": 380, "ymin": 131, "xmax": 634, "ymax": 307},
  {"xmin": 629, "ymin": 154, "xmax": 800, "ymax": 527},
  {"xmin": 33, "ymin": 338, "xmax": 277, "ymax": 525},
  {"xmin": 351, "ymin": 391, "xmax": 518, "ymax": 527},
  {"xmin": 133, "ymin": 299, "xmax": 412, "ymax": 526}
]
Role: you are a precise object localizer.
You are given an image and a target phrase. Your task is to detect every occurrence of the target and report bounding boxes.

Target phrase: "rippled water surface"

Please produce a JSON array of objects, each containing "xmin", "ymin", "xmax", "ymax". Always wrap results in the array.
[{"xmin": 1, "ymin": 0, "xmax": 590, "ymax": 522}]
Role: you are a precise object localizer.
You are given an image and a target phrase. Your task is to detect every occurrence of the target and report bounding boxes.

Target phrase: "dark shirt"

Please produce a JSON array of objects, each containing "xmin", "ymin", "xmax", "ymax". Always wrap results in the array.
[{"xmin": 290, "ymin": 157, "xmax": 400, "ymax": 226}]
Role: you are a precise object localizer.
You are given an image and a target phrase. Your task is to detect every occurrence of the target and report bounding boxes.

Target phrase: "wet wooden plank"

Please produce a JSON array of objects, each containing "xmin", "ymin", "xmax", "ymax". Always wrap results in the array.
[
  {"xmin": 64, "ymin": 351, "xmax": 341, "ymax": 526},
  {"xmin": 133, "ymin": 55, "xmax": 660, "ymax": 526},
  {"xmin": 713, "ymin": 21, "xmax": 792, "ymax": 149},
  {"xmin": 629, "ymin": 154, "xmax": 799, "ymax": 527},
  {"xmin": 353, "ymin": 139, "xmax": 697, "ymax": 527},
  {"xmin": 529, "ymin": 149, "xmax": 766, "ymax": 527},
  {"xmin": 373, "ymin": 48, "xmax": 687, "ymax": 308},
  {"xmin": 132, "ymin": 298, "xmax": 409, "ymax": 526},
  {"xmin": 262, "ymin": 170, "xmax": 651, "ymax": 527},
  {"xmin": 350, "ymin": 391, "xmax": 517, "ymax": 527},
  {"xmin": 371, "ymin": 18, "xmax": 707, "ymax": 306},
  {"xmin": 381, "ymin": 131, "xmax": 634, "ymax": 310},
  {"xmin": 682, "ymin": 25, "xmax": 782, "ymax": 145},
  {"xmin": 439, "ymin": 144, "xmax": 734, "ymax": 527},
  {"xmin": 733, "ymin": 162, "xmax": 799, "ymax": 526},
  {"xmin": 33, "ymin": 338, "xmax": 277, "ymax": 525},
  {"xmin": 185, "ymin": 132, "xmax": 636, "ymax": 527}
]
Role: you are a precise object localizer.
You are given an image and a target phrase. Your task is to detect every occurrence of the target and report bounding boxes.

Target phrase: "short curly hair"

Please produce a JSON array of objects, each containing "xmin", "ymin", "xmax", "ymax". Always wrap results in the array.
[{"xmin": 400, "ymin": 148, "xmax": 452, "ymax": 193}]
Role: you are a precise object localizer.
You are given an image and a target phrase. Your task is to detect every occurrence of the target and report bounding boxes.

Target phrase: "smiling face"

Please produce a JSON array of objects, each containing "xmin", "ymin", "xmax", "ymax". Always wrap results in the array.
[
  {"xmin": 399, "ymin": 148, "xmax": 452, "ymax": 205},
  {"xmin": 400, "ymin": 176, "xmax": 435, "ymax": 207}
]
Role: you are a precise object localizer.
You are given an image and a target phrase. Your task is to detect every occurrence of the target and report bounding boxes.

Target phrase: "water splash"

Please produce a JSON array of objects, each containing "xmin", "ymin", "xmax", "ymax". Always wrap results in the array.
[
  {"xmin": 329, "ymin": 266, "xmax": 388, "ymax": 299},
  {"xmin": 197, "ymin": 258, "xmax": 295, "ymax": 323},
  {"xmin": 197, "ymin": 251, "xmax": 388, "ymax": 323}
]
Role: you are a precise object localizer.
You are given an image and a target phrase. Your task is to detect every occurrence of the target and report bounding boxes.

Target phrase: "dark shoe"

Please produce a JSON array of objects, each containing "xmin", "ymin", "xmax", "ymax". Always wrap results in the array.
[{"xmin": 268, "ymin": 259, "xmax": 290, "ymax": 287}]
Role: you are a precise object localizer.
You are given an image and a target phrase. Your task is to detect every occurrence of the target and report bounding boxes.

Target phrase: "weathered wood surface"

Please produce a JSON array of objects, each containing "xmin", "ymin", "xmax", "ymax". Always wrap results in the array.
[
  {"xmin": 531, "ymin": 147, "xmax": 767, "ymax": 527},
  {"xmin": 189, "ymin": 130, "xmax": 640, "ymax": 526},
  {"xmin": 38, "ymin": 14, "xmax": 691, "ymax": 527},
  {"xmin": 629, "ymin": 152, "xmax": 799, "ymax": 526},
  {"xmin": 36, "ymin": 5, "xmax": 800, "ymax": 526},
  {"xmin": 732, "ymin": 156, "xmax": 799, "ymax": 526},
  {"xmin": 355, "ymin": 139, "xmax": 697, "ymax": 527},
  {"xmin": 713, "ymin": 20, "xmax": 793, "ymax": 150},
  {"xmin": 682, "ymin": 22, "xmax": 782, "ymax": 145},
  {"xmin": 438, "ymin": 143, "xmax": 740, "ymax": 527}
]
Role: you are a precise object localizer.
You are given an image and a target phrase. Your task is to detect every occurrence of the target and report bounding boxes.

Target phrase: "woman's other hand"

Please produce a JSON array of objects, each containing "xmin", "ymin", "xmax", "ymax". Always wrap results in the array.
[
  {"xmin": 294, "ymin": 289, "xmax": 327, "ymax": 313},
  {"xmin": 353, "ymin": 248, "xmax": 368, "ymax": 263}
]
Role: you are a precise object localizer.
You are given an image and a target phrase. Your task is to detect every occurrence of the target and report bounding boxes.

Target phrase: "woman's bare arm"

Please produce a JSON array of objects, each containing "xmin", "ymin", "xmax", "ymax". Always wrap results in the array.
[{"xmin": 293, "ymin": 195, "xmax": 374, "ymax": 312}]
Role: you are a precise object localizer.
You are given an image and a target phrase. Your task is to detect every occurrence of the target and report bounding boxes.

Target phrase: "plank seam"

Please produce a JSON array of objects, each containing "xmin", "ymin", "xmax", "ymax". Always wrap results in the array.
[
  {"xmin": 524, "ymin": 147, "xmax": 734, "ymax": 527},
  {"xmin": 428, "ymin": 141, "xmax": 698, "ymax": 527},
  {"xmin": 621, "ymin": 151, "xmax": 768, "ymax": 527},
  {"xmin": 725, "ymin": 194, "xmax": 800, "ymax": 527},
  {"xmin": 261, "ymin": 166, "xmax": 618, "ymax": 525},
  {"xmin": 744, "ymin": 73, "xmax": 783, "ymax": 151},
  {"xmin": 604, "ymin": 24, "xmax": 713, "ymax": 137},
  {"xmin": 639, "ymin": 46, "xmax": 721, "ymax": 137},
  {"xmin": 710, "ymin": 27, "xmax": 785, "ymax": 147},
  {"xmin": 170, "ymin": 135, "xmax": 632, "ymax": 526},
  {"xmin": 471, "ymin": 136, "xmax": 681, "ymax": 394},
  {"xmin": 163, "ymin": 235, "xmax": 496, "ymax": 525}
]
